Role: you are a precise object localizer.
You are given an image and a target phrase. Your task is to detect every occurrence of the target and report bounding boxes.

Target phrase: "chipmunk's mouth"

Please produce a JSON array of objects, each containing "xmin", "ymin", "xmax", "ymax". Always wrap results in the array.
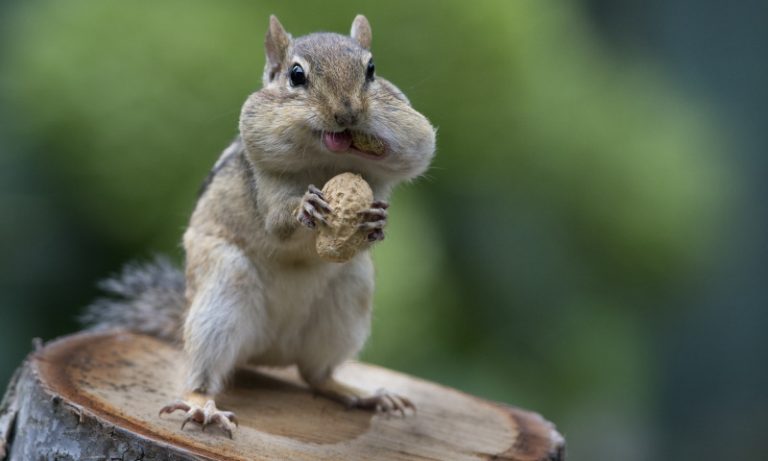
[{"xmin": 321, "ymin": 130, "xmax": 387, "ymax": 159}]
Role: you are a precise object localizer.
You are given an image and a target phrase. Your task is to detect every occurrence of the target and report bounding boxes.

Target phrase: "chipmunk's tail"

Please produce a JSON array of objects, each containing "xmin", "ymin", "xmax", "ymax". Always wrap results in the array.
[{"xmin": 80, "ymin": 256, "xmax": 186, "ymax": 342}]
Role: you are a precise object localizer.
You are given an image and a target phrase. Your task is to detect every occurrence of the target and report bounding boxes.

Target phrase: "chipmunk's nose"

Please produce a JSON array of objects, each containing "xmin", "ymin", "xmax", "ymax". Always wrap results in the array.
[
  {"xmin": 334, "ymin": 111, "xmax": 359, "ymax": 127},
  {"xmin": 333, "ymin": 98, "xmax": 361, "ymax": 127}
]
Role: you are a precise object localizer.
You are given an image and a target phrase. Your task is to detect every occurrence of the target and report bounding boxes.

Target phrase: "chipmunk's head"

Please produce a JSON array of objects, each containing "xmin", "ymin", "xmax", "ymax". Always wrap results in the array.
[{"xmin": 240, "ymin": 15, "xmax": 435, "ymax": 183}]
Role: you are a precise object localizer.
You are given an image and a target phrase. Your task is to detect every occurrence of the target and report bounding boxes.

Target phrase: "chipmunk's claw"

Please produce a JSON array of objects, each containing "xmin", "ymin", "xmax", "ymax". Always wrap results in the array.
[
  {"xmin": 366, "ymin": 229, "xmax": 385, "ymax": 242},
  {"xmin": 297, "ymin": 184, "xmax": 331, "ymax": 229},
  {"xmin": 358, "ymin": 200, "xmax": 389, "ymax": 242},
  {"xmin": 160, "ymin": 399, "xmax": 237, "ymax": 438}
]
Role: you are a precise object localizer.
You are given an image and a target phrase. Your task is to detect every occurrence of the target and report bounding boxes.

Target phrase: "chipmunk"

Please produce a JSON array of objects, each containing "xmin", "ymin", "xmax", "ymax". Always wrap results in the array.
[{"xmin": 82, "ymin": 15, "xmax": 436, "ymax": 437}]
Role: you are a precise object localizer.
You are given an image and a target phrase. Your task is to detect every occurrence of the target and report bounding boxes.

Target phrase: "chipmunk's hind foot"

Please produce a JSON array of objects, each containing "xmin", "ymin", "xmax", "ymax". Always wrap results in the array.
[
  {"xmin": 160, "ymin": 397, "xmax": 237, "ymax": 438},
  {"xmin": 354, "ymin": 389, "xmax": 415, "ymax": 417},
  {"xmin": 311, "ymin": 377, "xmax": 416, "ymax": 418}
]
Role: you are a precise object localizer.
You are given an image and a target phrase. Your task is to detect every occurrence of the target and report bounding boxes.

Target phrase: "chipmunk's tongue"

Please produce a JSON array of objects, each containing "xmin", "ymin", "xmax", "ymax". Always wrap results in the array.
[{"xmin": 323, "ymin": 131, "xmax": 352, "ymax": 152}]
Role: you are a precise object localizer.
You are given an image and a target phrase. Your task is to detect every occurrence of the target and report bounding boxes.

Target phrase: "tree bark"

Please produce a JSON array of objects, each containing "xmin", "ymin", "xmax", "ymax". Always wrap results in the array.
[{"xmin": 0, "ymin": 331, "xmax": 565, "ymax": 460}]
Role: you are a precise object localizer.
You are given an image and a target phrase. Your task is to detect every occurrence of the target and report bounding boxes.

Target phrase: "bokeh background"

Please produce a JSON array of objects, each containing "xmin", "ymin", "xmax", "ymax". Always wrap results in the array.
[{"xmin": 1, "ymin": 1, "xmax": 765, "ymax": 459}]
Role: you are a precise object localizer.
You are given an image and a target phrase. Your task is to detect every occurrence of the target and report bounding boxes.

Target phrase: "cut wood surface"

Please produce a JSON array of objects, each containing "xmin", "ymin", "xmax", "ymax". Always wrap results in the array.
[{"xmin": 1, "ymin": 331, "xmax": 565, "ymax": 460}]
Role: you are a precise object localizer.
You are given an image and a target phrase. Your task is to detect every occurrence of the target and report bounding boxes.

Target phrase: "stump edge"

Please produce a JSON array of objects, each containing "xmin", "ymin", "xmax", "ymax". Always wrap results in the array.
[{"xmin": 1, "ymin": 332, "xmax": 566, "ymax": 461}]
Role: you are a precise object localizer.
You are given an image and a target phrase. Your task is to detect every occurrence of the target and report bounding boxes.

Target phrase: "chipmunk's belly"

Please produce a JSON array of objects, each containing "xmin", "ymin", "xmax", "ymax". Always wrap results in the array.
[{"xmin": 250, "ymin": 259, "xmax": 343, "ymax": 366}]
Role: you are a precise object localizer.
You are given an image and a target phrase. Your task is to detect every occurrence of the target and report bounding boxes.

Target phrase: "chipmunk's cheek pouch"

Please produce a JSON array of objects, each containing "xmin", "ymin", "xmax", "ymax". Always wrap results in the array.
[{"xmin": 323, "ymin": 131, "xmax": 353, "ymax": 152}]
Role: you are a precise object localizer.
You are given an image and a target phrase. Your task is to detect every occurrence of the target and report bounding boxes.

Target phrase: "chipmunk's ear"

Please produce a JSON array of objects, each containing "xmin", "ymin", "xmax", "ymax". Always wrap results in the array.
[
  {"xmin": 350, "ymin": 15, "xmax": 372, "ymax": 50},
  {"xmin": 265, "ymin": 15, "xmax": 291, "ymax": 81}
]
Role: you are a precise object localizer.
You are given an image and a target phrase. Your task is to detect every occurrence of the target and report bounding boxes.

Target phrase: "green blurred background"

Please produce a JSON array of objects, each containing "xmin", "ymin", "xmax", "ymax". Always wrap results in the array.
[{"xmin": 1, "ymin": 1, "xmax": 765, "ymax": 459}]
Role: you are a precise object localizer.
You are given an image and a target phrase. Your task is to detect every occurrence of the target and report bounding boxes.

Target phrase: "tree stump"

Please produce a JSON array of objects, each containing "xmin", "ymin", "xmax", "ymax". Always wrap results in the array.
[{"xmin": 0, "ymin": 331, "xmax": 565, "ymax": 460}]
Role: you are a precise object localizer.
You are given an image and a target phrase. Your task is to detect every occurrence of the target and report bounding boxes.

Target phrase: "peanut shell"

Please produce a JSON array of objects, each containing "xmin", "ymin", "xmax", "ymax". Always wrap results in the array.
[{"xmin": 316, "ymin": 173, "xmax": 373, "ymax": 262}]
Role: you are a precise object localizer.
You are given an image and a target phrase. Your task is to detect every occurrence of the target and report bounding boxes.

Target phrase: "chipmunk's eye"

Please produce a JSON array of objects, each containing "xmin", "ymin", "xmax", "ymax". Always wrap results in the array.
[
  {"xmin": 366, "ymin": 58, "xmax": 375, "ymax": 82},
  {"xmin": 289, "ymin": 64, "xmax": 307, "ymax": 87}
]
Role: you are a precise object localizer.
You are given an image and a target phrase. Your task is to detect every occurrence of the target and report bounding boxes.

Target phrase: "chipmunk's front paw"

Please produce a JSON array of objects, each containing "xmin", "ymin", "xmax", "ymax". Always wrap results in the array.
[
  {"xmin": 358, "ymin": 200, "xmax": 389, "ymax": 242},
  {"xmin": 159, "ymin": 399, "xmax": 238, "ymax": 438},
  {"xmin": 296, "ymin": 184, "xmax": 331, "ymax": 229}
]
